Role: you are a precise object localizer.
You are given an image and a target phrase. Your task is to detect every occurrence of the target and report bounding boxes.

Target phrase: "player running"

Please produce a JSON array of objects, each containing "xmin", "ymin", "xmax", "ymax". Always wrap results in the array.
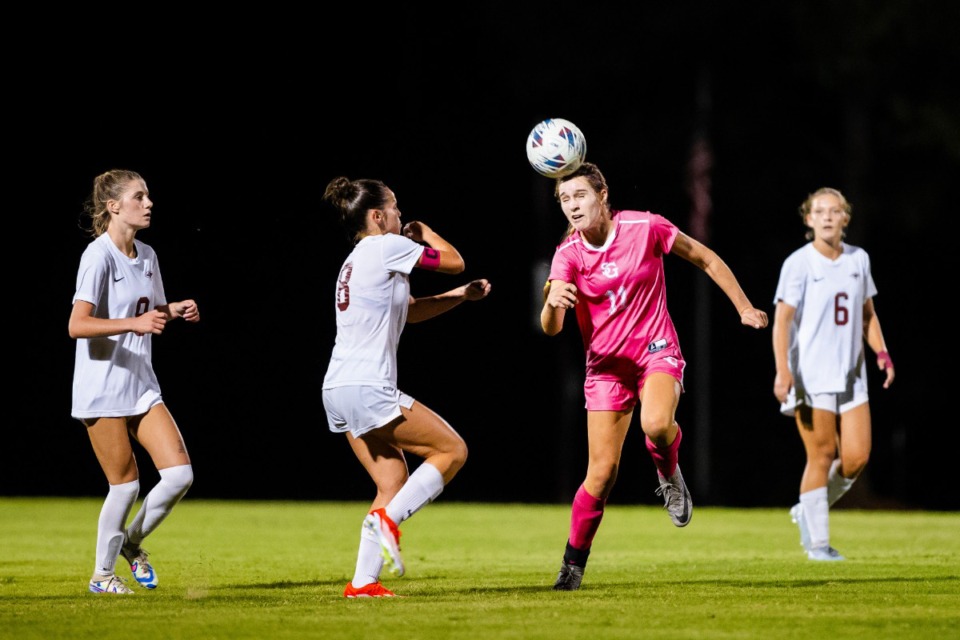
[{"xmin": 540, "ymin": 162, "xmax": 768, "ymax": 590}]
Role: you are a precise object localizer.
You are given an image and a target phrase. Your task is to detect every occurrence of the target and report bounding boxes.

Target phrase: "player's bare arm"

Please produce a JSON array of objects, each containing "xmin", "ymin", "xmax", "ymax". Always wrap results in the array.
[
  {"xmin": 541, "ymin": 280, "xmax": 577, "ymax": 336},
  {"xmin": 158, "ymin": 300, "xmax": 200, "ymax": 323},
  {"xmin": 672, "ymin": 232, "xmax": 768, "ymax": 329},
  {"xmin": 404, "ymin": 221, "xmax": 466, "ymax": 274},
  {"xmin": 771, "ymin": 301, "xmax": 796, "ymax": 403},
  {"xmin": 69, "ymin": 301, "xmax": 169, "ymax": 338},
  {"xmin": 863, "ymin": 298, "xmax": 894, "ymax": 388},
  {"xmin": 406, "ymin": 279, "xmax": 491, "ymax": 323}
]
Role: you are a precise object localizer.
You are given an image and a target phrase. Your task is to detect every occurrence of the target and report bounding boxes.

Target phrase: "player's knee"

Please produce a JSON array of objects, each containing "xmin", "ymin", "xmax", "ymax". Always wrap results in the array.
[
  {"xmin": 843, "ymin": 452, "xmax": 869, "ymax": 477},
  {"xmin": 642, "ymin": 417, "xmax": 674, "ymax": 442},
  {"xmin": 442, "ymin": 440, "xmax": 468, "ymax": 478},
  {"xmin": 587, "ymin": 461, "xmax": 619, "ymax": 490}
]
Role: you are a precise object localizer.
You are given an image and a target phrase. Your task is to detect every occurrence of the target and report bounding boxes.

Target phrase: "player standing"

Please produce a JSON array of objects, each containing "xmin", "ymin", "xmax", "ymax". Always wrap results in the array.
[
  {"xmin": 70, "ymin": 169, "xmax": 199, "ymax": 594},
  {"xmin": 772, "ymin": 187, "xmax": 894, "ymax": 561}
]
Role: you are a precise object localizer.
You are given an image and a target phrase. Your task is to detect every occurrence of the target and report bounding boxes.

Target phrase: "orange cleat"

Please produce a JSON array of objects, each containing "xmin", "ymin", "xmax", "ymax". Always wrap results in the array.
[{"xmin": 344, "ymin": 581, "xmax": 396, "ymax": 598}]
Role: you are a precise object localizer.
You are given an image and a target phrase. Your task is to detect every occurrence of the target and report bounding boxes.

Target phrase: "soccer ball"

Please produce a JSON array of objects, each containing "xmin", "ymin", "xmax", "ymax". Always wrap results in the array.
[{"xmin": 525, "ymin": 118, "xmax": 587, "ymax": 178}]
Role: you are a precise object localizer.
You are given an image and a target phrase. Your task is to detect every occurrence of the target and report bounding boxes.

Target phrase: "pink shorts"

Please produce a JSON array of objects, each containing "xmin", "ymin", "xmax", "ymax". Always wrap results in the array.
[{"xmin": 583, "ymin": 349, "xmax": 686, "ymax": 412}]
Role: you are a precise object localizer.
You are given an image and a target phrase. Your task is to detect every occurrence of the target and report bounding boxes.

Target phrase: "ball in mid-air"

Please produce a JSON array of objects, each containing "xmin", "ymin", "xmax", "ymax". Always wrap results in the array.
[{"xmin": 525, "ymin": 118, "xmax": 587, "ymax": 178}]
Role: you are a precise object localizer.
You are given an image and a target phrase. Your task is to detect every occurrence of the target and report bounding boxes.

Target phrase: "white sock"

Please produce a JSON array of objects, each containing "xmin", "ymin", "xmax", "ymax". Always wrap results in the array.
[
  {"xmin": 800, "ymin": 486, "xmax": 830, "ymax": 549},
  {"xmin": 351, "ymin": 522, "xmax": 385, "ymax": 587},
  {"xmin": 826, "ymin": 458, "xmax": 855, "ymax": 506},
  {"xmin": 94, "ymin": 480, "xmax": 139, "ymax": 576},
  {"xmin": 386, "ymin": 462, "xmax": 444, "ymax": 525},
  {"xmin": 125, "ymin": 464, "xmax": 193, "ymax": 548}
]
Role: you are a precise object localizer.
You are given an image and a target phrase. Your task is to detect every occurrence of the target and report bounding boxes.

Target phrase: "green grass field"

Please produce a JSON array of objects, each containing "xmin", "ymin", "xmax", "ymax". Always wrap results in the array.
[{"xmin": 1, "ymin": 498, "xmax": 957, "ymax": 639}]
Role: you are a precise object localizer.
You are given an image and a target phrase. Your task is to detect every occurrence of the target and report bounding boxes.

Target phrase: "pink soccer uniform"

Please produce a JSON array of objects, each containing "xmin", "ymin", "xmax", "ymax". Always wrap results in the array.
[{"xmin": 548, "ymin": 210, "xmax": 686, "ymax": 407}]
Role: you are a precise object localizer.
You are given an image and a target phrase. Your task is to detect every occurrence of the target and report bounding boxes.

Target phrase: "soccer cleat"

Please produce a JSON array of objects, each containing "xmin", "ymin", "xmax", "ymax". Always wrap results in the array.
[
  {"xmin": 552, "ymin": 561, "xmax": 584, "ymax": 591},
  {"xmin": 789, "ymin": 503, "xmax": 812, "ymax": 551},
  {"xmin": 89, "ymin": 575, "xmax": 134, "ymax": 594},
  {"xmin": 807, "ymin": 545, "xmax": 845, "ymax": 561},
  {"xmin": 364, "ymin": 508, "xmax": 404, "ymax": 577},
  {"xmin": 344, "ymin": 581, "xmax": 396, "ymax": 598},
  {"xmin": 655, "ymin": 466, "xmax": 693, "ymax": 527},
  {"xmin": 121, "ymin": 543, "xmax": 158, "ymax": 589}
]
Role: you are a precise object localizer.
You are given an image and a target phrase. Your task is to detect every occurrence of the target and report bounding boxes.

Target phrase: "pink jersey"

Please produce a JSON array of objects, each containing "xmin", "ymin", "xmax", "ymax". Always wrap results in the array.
[{"xmin": 548, "ymin": 210, "xmax": 682, "ymax": 380}]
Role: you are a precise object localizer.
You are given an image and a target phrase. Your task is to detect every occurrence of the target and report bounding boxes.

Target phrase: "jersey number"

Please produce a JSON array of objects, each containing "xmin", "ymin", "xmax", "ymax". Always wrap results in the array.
[
  {"xmin": 834, "ymin": 292, "xmax": 849, "ymax": 325},
  {"xmin": 336, "ymin": 263, "xmax": 353, "ymax": 311},
  {"xmin": 604, "ymin": 286, "xmax": 627, "ymax": 315}
]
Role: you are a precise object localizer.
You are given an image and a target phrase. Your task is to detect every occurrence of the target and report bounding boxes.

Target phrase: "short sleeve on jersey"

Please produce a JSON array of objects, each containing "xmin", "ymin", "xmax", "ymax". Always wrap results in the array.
[{"xmin": 380, "ymin": 233, "xmax": 425, "ymax": 275}]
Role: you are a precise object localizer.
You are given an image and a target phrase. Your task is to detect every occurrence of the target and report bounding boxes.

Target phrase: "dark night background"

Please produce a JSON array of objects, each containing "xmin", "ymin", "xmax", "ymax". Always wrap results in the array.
[{"xmin": 5, "ymin": 3, "xmax": 957, "ymax": 511}]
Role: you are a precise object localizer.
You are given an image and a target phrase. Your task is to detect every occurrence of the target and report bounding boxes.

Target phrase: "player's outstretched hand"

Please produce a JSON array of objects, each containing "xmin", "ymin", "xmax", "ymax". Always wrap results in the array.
[
  {"xmin": 463, "ymin": 279, "xmax": 491, "ymax": 301},
  {"xmin": 739, "ymin": 307, "xmax": 768, "ymax": 329}
]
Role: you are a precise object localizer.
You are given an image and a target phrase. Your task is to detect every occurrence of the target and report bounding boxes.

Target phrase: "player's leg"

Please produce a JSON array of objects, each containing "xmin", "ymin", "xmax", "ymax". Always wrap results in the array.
[
  {"xmin": 345, "ymin": 392, "xmax": 469, "ymax": 594},
  {"xmin": 554, "ymin": 407, "xmax": 632, "ymax": 591},
  {"xmin": 122, "ymin": 403, "xmax": 194, "ymax": 588},
  {"xmin": 796, "ymin": 404, "xmax": 844, "ymax": 560},
  {"xmin": 85, "ymin": 417, "xmax": 139, "ymax": 593},
  {"xmin": 831, "ymin": 397, "xmax": 871, "ymax": 505},
  {"xmin": 382, "ymin": 398, "xmax": 468, "ymax": 516},
  {"xmin": 331, "ymin": 386, "xmax": 417, "ymax": 595},
  {"xmin": 638, "ymin": 373, "xmax": 691, "ymax": 527},
  {"xmin": 344, "ymin": 430, "xmax": 407, "ymax": 595}
]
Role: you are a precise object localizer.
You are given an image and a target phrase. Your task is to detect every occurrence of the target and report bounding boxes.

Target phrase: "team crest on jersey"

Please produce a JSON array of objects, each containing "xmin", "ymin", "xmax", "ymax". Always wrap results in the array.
[{"xmin": 601, "ymin": 262, "xmax": 619, "ymax": 278}]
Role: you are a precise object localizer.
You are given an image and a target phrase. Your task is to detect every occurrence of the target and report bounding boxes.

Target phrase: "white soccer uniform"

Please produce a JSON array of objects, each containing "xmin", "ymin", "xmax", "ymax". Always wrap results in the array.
[
  {"xmin": 322, "ymin": 234, "xmax": 424, "ymax": 434},
  {"xmin": 773, "ymin": 242, "xmax": 877, "ymax": 415},
  {"xmin": 71, "ymin": 234, "xmax": 167, "ymax": 419}
]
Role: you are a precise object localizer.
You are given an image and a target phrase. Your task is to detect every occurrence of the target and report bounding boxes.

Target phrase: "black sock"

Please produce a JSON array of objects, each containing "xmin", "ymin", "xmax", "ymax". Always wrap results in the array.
[{"xmin": 563, "ymin": 540, "xmax": 591, "ymax": 568}]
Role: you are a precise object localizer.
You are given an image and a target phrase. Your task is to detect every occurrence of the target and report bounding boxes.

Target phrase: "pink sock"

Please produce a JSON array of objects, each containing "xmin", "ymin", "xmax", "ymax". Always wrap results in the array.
[
  {"xmin": 645, "ymin": 425, "xmax": 683, "ymax": 478},
  {"xmin": 569, "ymin": 485, "xmax": 605, "ymax": 550}
]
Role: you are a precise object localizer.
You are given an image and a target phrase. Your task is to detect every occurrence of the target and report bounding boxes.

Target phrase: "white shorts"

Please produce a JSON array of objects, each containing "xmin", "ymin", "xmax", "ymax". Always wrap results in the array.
[
  {"xmin": 780, "ymin": 375, "xmax": 869, "ymax": 417},
  {"xmin": 322, "ymin": 385, "xmax": 415, "ymax": 437}
]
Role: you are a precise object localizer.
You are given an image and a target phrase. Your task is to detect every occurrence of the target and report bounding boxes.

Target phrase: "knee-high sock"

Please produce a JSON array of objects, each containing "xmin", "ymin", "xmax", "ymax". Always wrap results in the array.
[
  {"xmin": 801, "ymin": 486, "xmax": 830, "ymax": 549},
  {"xmin": 827, "ymin": 458, "xmax": 855, "ymax": 506},
  {"xmin": 125, "ymin": 464, "xmax": 193, "ymax": 548},
  {"xmin": 568, "ymin": 484, "xmax": 605, "ymax": 551},
  {"xmin": 645, "ymin": 425, "xmax": 683, "ymax": 478},
  {"xmin": 95, "ymin": 480, "xmax": 139, "ymax": 576},
  {"xmin": 386, "ymin": 462, "xmax": 444, "ymax": 525},
  {"xmin": 351, "ymin": 522, "xmax": 385, "ymax": 588}
]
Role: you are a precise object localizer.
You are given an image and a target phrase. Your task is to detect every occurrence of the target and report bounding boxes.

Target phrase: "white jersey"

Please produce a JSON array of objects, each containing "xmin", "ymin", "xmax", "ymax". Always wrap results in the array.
[
  {"xmin": 773, "ymin": 242, "xmax": 877, "ymax": 395},
  {"xmin": 322, "ymin": 233, "xmax": 424, "ymax": 389},
  {"xmin": 71, "ymin": 233, "xmax": 168, "ymax": 419}
]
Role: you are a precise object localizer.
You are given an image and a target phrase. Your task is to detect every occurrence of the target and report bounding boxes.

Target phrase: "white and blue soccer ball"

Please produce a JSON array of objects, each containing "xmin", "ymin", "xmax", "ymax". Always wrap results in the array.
[{"xmin": 525, "ymin": 118, "xmax": 587, "ymax": 178}]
